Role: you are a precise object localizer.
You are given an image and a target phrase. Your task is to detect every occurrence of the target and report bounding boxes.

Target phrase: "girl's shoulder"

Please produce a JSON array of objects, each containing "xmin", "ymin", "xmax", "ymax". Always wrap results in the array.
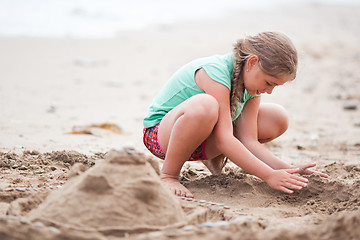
[{"xmin": 195, "ymin": 53, "xmax": 234, "ymax": 90}]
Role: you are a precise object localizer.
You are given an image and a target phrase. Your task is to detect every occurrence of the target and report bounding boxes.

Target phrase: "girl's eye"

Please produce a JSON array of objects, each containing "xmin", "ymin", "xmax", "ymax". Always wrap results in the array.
[{"xmin": 266, "ymin": 81, "xmax": 272, "ymax": 86}]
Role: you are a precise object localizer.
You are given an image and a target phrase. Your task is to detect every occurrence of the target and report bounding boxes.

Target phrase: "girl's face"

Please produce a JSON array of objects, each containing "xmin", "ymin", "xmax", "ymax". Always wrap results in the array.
[{"xmin": 243, "ymin": 56, "xmax": 289, "ymax": 96}]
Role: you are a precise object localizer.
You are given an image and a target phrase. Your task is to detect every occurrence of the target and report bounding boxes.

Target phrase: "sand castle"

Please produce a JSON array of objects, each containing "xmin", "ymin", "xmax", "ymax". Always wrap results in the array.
[{"xmin": 26, "ymin": 149, "xmax": 188, "ymax": 235}]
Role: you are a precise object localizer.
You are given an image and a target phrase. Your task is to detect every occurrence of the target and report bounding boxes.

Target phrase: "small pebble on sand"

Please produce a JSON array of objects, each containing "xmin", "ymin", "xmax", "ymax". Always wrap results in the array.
[
  {"xmin": 15, "ymin": 187, "xmax": 26, "ymax": 192},
  {"xmin": 34, "ymin": 222, "xmax": 45, "ymax": 228},
  {"xmin": 182, "ymin": 225, "xmax": 196, "ymax": 231},
  {"xmin": 48, "ymin": 227, "xmax": 61, "ymax": 234},
  {"xmin": 235, "ymin": 211, "xmax": 247, "ymax": 215},
  {"xmin": 198, "ymin": 222, "xmax": 215, "ymax": 228},
  {"xmin": 212, "ymin": 221, "xmax": 229, "ymax": 227},
  {"xmin": 343, "ymin": 100, "xmax": 358, "ymax": 110}
]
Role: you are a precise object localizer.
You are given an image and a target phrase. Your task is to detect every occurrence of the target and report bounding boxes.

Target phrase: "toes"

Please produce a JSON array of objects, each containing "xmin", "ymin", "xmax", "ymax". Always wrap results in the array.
[
  {"xmin": 174, "ymin": 189, "xmax": 182, "ymax": 197},
  {"xmin": 174, "ymin": 188, "xmax": 186, "ymax": 197},
  {"xmin": 186, "ymin": 192, "xmax": 194, "ymax": 198},
  {"xmin": 161, "ymin": 179, "xmax": 193, "ymax": 198},
  {"xmin": 183, "ymin": 189, "xmax": 194, "ymax": 198},
  {"xmin": 175, "ymin": 188, "xmax": 193, "ymax": 198}
]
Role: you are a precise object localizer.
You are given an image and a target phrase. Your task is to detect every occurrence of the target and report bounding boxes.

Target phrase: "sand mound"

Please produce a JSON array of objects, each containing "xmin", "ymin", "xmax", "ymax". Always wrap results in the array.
[{"xmin": 26, "ymin": 149, "xmax": 187, "ymax": 236}]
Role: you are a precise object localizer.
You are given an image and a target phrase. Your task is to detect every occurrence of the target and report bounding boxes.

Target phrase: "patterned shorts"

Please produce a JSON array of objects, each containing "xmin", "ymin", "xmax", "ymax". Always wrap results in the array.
[{"xmin": 143, "ymin": 123, "xmax": 208, "ymax": 161}]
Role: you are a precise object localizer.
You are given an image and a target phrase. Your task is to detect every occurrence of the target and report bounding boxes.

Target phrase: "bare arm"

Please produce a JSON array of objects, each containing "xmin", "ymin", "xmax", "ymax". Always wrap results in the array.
[
  {"xmin": 236, "ymin": 96, "xmax": 329, "ymax": 178},
  {"xmin": 195, "ymin": 69, "xmax": 309, "ymax": 193},
  {"xmin": 234, "ymin": 96, "xmax": 292, "ymax": 170}
]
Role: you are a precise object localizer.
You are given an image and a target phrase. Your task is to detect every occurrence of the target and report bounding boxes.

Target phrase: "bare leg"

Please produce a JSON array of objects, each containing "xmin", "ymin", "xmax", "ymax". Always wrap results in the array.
[
  {"xmin": 257, "ymin": 103, "xmax": 289, "ymax": 143},
  {"xmin": 201, "ymin": 155, "xmax": 226, "ymax": 175},
  {"xmin": 158, "ymin": 94, "xmax": 219, "ymax": 197},
  {"xmin": 201, "ymin": 103, "xmax": 289, "ymax": 174}
]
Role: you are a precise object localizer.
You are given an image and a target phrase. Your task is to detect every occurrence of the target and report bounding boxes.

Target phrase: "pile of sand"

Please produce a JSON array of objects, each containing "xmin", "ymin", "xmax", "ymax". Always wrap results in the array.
[
  {"xmin": 26, "ymin": 149, "xmax": 187, "ymax": 236},
  {"xmin": 0, "ymin": 149, "xmax": 238, "ymax": 240}
]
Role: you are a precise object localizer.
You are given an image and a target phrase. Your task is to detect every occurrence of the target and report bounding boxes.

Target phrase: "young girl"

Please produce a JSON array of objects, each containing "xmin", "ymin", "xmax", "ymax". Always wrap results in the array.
[{"xmin": 143, "ymin": 32, "xmax": 328, "ymax": 198}]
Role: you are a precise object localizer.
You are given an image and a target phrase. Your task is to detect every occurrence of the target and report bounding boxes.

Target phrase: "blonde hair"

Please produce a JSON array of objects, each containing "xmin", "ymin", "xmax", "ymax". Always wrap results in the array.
[{"xmin": 230, "ymin": 32, "xmax": 298, "ymax": 116}]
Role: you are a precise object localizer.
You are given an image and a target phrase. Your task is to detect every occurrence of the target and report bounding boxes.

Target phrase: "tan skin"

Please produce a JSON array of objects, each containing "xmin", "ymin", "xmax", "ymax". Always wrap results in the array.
[{"xmin": 158, "ymin": 55, "xmax": 329, "ymax": 198}]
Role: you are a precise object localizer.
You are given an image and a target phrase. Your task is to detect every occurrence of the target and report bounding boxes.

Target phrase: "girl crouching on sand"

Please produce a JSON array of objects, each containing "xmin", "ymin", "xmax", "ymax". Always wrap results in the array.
[{"xmin": 143, "ymin": 31, "xmax": 328, "ymax": 198}]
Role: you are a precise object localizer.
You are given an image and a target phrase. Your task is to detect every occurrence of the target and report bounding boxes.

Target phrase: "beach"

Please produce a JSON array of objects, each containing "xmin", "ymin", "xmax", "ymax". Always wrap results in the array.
[{"xmin": 0, "ymin": 2, "xmax": 360, "ymax": 239}]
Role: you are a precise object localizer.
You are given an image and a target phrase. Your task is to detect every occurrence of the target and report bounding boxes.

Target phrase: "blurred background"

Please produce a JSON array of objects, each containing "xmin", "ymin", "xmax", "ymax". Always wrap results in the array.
[
  {"xmin": 1, "ymin": 0, "xmax": 358, "ymax": 39},
  {"xmin": 0, "ymin": 0, "xmax": 359, "ymax": 158}
]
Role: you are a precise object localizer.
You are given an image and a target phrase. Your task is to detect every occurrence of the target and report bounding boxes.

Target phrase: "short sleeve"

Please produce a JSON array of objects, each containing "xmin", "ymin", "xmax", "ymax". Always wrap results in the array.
[{"xmin": 201, "ymin": 63, "xmax": 231, "ymax": 90}]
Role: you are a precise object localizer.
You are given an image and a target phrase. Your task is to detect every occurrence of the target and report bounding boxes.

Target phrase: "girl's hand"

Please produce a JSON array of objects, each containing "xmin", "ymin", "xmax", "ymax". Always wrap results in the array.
[
  {"xmin": 294, "ymin": 162, "xmax": 329, "ymax": 178},
  {"xmin": 264, "ymin": 168, "xmax": 308, "ymax": 194}
]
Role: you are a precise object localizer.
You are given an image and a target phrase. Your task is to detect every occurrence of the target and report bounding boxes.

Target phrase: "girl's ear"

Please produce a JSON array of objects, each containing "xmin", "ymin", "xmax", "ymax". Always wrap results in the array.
[{"xmin": 246, "ymin": 55, "xmax": 259, "ymax": 71}]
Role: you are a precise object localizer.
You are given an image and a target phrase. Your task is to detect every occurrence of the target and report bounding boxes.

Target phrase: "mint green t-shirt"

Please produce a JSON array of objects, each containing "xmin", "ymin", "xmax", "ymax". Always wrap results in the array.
[{"xmin": 143, "ymin": 53, "xmax": 257, "ymax": 128}]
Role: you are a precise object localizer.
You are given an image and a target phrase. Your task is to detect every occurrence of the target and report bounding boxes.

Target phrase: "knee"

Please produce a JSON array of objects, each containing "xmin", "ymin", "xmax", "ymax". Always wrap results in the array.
[
  {"xmin": 258, "ymin": 103, "xmax": 289, "ymax": 140},
  {"xmin": 271, "ymin": 104, "xmax": 289, "ymax": 135},
  {"xmin": 190, "ymin": 94, "xmax": 219, "ymax": 125}
]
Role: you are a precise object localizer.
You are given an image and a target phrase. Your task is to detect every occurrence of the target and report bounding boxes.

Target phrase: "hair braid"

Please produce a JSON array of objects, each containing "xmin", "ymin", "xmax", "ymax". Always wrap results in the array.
[{"xmin": 230, "ymin": 39, "xmax": 248, "ymax": 117}]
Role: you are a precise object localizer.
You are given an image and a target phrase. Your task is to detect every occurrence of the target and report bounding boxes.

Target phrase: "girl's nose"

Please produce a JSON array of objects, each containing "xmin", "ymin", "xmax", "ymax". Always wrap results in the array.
[{"xmin": 266, "ymin": 86, "xmax": 275, "ymax": 94}]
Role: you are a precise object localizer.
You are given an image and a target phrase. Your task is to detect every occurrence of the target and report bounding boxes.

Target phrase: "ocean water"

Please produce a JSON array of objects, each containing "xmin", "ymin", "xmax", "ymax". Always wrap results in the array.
[{"xmin": 0, "ymin": 0, "xmax": 358, "ymax": 38}]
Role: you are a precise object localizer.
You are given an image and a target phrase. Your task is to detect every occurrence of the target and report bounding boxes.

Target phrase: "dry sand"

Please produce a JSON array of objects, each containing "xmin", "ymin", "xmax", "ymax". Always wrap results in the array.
[{"xmin": 0, "ymin": 3, "xmax": 360, "ymax": 240}]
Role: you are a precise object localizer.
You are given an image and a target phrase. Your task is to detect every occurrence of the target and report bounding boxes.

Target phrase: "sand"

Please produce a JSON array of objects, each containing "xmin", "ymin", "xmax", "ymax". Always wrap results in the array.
[{"xmin": 0, "ymin": 3, "xmax": 360, "ymax": 240}]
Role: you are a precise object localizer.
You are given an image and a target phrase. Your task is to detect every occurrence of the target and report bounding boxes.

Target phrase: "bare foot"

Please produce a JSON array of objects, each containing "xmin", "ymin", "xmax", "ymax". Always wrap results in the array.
[
  {"xmin": 202, "ymin": 155, "xmax": 227, "ymax": 175},
  {"xmin": 160, "ymin": 174, "xmax": 194, "ymax": 198}
]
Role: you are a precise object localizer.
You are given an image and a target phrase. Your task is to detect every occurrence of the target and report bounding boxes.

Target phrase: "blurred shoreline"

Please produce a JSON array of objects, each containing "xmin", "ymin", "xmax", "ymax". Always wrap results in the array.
[{"xmin": 0, "ymin": 1, "xmax": 359, "ymax": 39}]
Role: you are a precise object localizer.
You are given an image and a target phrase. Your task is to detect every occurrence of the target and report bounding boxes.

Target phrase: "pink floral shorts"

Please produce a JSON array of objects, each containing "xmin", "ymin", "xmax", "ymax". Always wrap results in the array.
[{"xmin": 143, "ymin": 123, "xmax": 208, "ymax": 161}]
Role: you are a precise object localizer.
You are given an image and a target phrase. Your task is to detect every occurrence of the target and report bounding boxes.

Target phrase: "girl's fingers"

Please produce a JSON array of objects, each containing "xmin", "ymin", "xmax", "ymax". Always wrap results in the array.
[
  {"xmin": 299, "ymin": 163, "xmax": 329, "ymax": 179},
  {"xmin": 313, "ymin": 171, "xmax": 329, "ymax": 178},
  {"xmin": 304, "ymin": 162, "xmax": 316, "ymax": 169},
  {"xmin": 287, "ymin": 178, "xmax": 307, "ymax": 188},
  {"xmin": 284, "ymin": 182, "xmax": 303, "ymax": 190},
  {"xmin": 290, "ymin": 174, "xmax": 308, "ymax": 183},
  {"xmin": 278, "ymin": 167, "xmax": 329, "ymax": 194},
  {"xmin": 320, "ymin": 172, "xmax": 329, "ymax": 178},
  {"xmin": 296, "ymin": 162, "xmax": 316, "ymax": 171},
  {"xmin": 279, "ymin": 186, "xmax": 294, "ymax": 194},
  {"xmin": 303, "ymin": 168, "xmax": 330, "ymax": 178},
  {"xmin": 285, "ymin": 168, "xmax": 300, "ymax": 174}
]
